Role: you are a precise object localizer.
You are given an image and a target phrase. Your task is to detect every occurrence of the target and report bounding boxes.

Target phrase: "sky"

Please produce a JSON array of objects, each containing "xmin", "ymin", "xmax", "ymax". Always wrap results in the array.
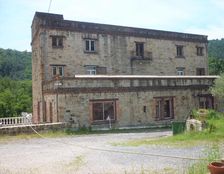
[{"xmin": 0, "ymin": 0, "xmax": 224, "ymax": 51}]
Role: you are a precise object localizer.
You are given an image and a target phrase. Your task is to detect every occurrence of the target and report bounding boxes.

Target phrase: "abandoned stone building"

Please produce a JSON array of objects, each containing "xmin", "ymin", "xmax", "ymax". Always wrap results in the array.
[{"xmin": 31, "ymin": 12, "xmax": 217, "ymax": 128}]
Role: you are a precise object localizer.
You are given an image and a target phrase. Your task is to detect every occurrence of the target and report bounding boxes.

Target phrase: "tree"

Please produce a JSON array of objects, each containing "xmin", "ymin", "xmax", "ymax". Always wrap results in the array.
[
  {"xmin": 0, "ymin": 78, "xmax": 32, "ymax": 117},
  {"xmin": 210, "ymin": 74, "xmax": 224, "ymax": 98},
  {"xmin": 209, "ymin": 57, "xmax": 224, "ymax": 75}
]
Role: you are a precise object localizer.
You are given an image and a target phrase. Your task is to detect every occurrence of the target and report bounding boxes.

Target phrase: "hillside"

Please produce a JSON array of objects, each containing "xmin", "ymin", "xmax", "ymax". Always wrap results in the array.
[
  {"xmin": 208, "ymin": 39, "xmax": 224, "ymax": 75},
  {"xmin": 0, "ymin": 48, "xmax": 31, "ymax": 80},
  {"xmin": 208, "ymin": 39, "xmax": 224, "ymax": 59}
]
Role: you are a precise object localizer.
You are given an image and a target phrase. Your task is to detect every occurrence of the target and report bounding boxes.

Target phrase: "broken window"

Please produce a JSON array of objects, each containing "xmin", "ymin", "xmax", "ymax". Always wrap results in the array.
[
  {"xmin": 85, "ymin": 40, "xmax": 96, "ymax": 52},
  {"xmin": 176, "ymin": 45, "xmax": 184, "ymax": 57},
  {"xmin": 155, "ymin": 97, "xmax": 174, "ymax": 120},
  {"xmin": 196, "ymin": 68, "xmax": 205, "ymax": 75},
  {"xmin": 92, "ymin": 100, "xmax": 116, "ymax": 121},
  {"xmin": 136, "ymin": 42, "xmax": 144, "ymax": 57},
  {"xmin": 196, "ymin": 47, "xmax": 203, "ymax": 56},
  {"xmin": 176, "ymin": 67, "xmax": 185, "ymax": 75},
  {"xmin": 52, "ymin": 36, "xmax": 63, "ymax": 48}
]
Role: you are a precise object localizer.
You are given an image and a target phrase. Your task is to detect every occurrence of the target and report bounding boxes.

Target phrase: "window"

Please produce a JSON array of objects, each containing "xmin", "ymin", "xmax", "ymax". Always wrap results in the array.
[
  {"xmin": 52, "ymin": 36, "xmax": 63, "ymax": 48},
  {"xmin": 176, "ymin": 67, "xmax": 185, "ymax": 75},
  {"xmin": 85, "ymin": 40, "xmax": 95, "ymax": 52},
  {"xmin": 85, "ymin": 65, "xmax": 107, "ymax": 75},
  {"xmin": 155, "ymin": 97, "xmax": 174, "ymax": 120},
  {"xmin": 196, "ymin": 68, "xmax": 205, "ymax": 75},
  {"xmin": 86, "ymin": 65, "xmax": 96, "ymax": 75},
  {"xmin": 176, "ymin": 45, "xmax": 184, "ymax": 57},
  {"xmin": 58, "ymin": 66, "xmax": 64, "ymax": 76},
  {"xmin": 52, "ymin": 66, "xmax": 57, "ymax": 76},
  {"xmin": 198, "ymin": 95, "xmax": 214, "ymax": 109},
  {"xmin": 197, "ymin": 47, "xmax": 203, "ymax": 56},
  {"xmin": 136, "ymin": 42, "xmax": 144, "ymax": 57},
  {"xmin": 92, "ymin": 100, "xmax": 116, "ymax": 121},
  {"xmin": 51, "ymin": 66, "xmax": 64, "ymax": 77}
]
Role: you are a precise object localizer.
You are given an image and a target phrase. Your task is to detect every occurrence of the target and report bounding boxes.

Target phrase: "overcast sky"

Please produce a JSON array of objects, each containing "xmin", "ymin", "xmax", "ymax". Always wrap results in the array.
[{"xmin": 0, "ymin": 0, "xmax": 224, "ymax": 51}]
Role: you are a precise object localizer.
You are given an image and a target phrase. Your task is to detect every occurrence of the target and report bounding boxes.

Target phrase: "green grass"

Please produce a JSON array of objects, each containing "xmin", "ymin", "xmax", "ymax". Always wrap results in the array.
[
  {"xmin": 113, "ymin": 117, "xmax": 224, "ymax": 147},
  {"xmin": 0, "ymin": 127, "xmax": 170, "ymax": 144},
  {"xmin": 187, "ymin": 144, "xmax": 221, "ymax": 174}
]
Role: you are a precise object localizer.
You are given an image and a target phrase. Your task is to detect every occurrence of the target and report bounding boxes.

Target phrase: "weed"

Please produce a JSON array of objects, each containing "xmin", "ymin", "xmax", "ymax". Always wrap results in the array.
[{"xmin": 187, "ymin": 144, "xmax": 221, "ymax": 174}]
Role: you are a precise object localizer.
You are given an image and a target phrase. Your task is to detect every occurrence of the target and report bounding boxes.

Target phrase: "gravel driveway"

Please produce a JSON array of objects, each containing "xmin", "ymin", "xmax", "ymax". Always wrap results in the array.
[{"xmin": 0, "ymin": 130, "xmax": 205, "ymax": 174}]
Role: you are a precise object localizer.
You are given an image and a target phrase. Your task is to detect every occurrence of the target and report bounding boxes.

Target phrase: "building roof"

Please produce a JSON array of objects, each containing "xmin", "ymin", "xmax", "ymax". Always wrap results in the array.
[{"xmin": 34, "ymin": 12, "xmax": 207, "ymax": 43}]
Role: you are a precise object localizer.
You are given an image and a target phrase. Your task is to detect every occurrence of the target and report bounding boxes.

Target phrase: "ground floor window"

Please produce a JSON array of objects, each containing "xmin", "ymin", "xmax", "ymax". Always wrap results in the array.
[
  {"xmin": 198, "ymin": 95, "xmax": 214, "ymax": 109},
  {"xmin": 91, "ymin": 100, "xmax": 116, "ymax": 121},
  {"xmin": 155, "ymin": 97, "xmax": 174, "ymax": 120}
]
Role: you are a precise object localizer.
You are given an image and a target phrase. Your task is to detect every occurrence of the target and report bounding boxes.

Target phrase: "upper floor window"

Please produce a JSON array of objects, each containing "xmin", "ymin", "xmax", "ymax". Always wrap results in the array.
[
  {"xmin": 86, "ymin": 65, "xmax": 96, "ymax": 75},
  {"xmin": 176, "ymin": 45, "xmax": 184, "ymax": 57},
  {"xmin": 85, "ymin": 65, "xmax": 107, "ymax": 75},
  {"xmin": 52, "ymin": 36, "xmax": 63, "ymax": 48},
  {"xmin": 196, "ymin": 68, "xmax": 205, "ymax": 75},
  {"xmin": 85, "ymin": 40, "xmax": 96, "ymax": 52},
  {"xmin": 51, "ymin": 65, "xmax": 64, "ymax": 77},
  {"xmin": 196, "ymin": 47, "xmax": 204, "ymax": 56},
  {"xmin": 136, "ymin": 42, "xmax": 144, "ymax": 57},
  {"xmin": 176, "ymin": 67, "xmax": 185, "ymax": 75}
]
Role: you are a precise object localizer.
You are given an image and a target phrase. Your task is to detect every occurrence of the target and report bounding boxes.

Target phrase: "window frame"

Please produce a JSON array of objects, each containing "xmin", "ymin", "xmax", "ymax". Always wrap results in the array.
[
  {"xmin": 135, "ymin": 42, "xmax": 144, "ymax": 57},
  {"xmin": 154, "ymin": 97, "xmax": 174, "ymax": 121},
  {"xmin": 86, "ymin": 65, "xmax": 97, "ymax": 75},
  {"xmin": 196, "ymin": 68, "xmax": 205, "ymax": 75},
  {"xmin": 176, "ymin": 67, "xmax": 185, "ymax": 76},
  {"xmin": 51, "ymin": 65, "xmax": 65, "ymax": 77},
  {"xmin": 196, "ymin": 46, "xmax": 204, "ymax": 56},
  {"xmin": 176, "ymin": 45, "xmax": 184, "ymax": 58},
  {"xmin": 51, "ymin": 36, "xmax": 64, "ymax": 48},
  {"xmin": 85, "ymin": 39, "xmax": 96, "ymax": 52},
  {"xmin": 91, "ymin": 99, "xmax": 117, "ymax": 123}
]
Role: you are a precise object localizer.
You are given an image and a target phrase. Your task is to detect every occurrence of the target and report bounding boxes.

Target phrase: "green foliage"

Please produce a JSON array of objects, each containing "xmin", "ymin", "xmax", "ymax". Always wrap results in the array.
[
  {"xmin": 208, "ymin": 39, "xmax": 224, "ymax": 59},
  {"xmin": 209, "ymin": 57, "xmax": 224, "ymax": 75},
  {"xmin": 0, "ymin": 48, "xmax": 31, "ymax": 80},
  {"xmin": 208, "ymin": 39, "xmax": 224, "ymax": 75},
  {"xmin": 210, "ymin": 74, "xmax": 224, "ymax": 98},
  {"xmin": 0, "ymin": 78, "xmax": 32, "ymax": 117}
]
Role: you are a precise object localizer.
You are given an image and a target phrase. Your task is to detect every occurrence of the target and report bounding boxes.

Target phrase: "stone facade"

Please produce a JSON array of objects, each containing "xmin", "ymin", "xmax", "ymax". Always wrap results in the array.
[{"xmin": 32, "ymin": 12, "xmax": 216, "ymax": 128}]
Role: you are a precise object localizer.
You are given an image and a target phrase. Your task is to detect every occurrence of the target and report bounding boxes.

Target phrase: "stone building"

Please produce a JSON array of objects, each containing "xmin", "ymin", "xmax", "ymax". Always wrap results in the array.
[{"xmin": 31, "ymin": 12, "xmax": 217, "ymax": 128}]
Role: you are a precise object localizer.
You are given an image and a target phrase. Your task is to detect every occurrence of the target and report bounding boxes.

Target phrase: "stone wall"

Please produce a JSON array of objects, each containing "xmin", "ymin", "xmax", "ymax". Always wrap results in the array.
[
  {"xmin": 0, "ymin": 123, "xmax": 68, "ymax": 136},
  {"xmin": 41, "ymin": 76, "xmax": 216, "ymax": 128},
  {"xmin": 31, "ymin": 12, "xmax": 211, "ymax": 125},
  {"xmin": 40, "ymin": 29, "xmax": 208, "ymax": 79}
]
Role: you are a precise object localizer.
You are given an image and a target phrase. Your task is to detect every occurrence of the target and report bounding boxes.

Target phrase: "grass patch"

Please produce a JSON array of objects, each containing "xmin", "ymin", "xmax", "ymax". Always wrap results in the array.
[
  {"xmin": 65, "ymin": 155, "xmax": 86, "ymax": 171},
  {"xmin": 187, "ymin": 144, "xmax": 221, "ymax": 174},
  {"xmin": 0, "ymin": 126, "xmax": 170, "ymax": 143},
  {"xmin": 113, "ymin": 113, "xmax": 224, "ymax": 147}
]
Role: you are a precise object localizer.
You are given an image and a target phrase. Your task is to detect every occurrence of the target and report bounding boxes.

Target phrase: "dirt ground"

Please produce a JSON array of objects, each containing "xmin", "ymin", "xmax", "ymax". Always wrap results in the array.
[{"xmin": 0, "ymin": 130, "xmax": 205, "ymax": 174}]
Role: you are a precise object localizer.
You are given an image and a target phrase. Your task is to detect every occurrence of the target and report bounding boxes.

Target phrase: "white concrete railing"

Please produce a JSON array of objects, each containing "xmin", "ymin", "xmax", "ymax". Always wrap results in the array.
[{"xmin": 0, "ymin": 113, "xmax": 32, "ymax": 127}]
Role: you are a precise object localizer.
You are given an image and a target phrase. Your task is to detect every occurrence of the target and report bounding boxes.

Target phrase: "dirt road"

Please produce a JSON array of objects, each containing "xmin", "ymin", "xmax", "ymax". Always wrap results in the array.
[{"xmin": 0, "ymin": 130, "xmax": 204, "ymax": 174}]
